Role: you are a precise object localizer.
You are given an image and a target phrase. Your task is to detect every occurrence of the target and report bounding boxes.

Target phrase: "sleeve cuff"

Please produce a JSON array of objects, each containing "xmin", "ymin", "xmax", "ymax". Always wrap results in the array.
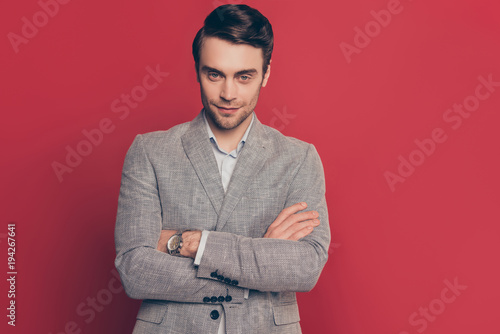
[{"xmin": 193, "ymin": 230, "xmax": 210, "ymax": 266}]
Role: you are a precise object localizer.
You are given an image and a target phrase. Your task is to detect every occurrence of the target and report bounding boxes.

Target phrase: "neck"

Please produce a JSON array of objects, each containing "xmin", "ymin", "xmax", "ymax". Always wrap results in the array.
[{"xmin": 207, "ymin": 115, "xmax": 252, "ymax": 152}]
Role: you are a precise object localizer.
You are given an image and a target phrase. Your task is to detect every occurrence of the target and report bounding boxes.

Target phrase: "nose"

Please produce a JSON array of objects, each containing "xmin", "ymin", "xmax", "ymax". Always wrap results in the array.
[{"xmin": 220, "ymin": 78, "xmax": 237, "ymax": 101}]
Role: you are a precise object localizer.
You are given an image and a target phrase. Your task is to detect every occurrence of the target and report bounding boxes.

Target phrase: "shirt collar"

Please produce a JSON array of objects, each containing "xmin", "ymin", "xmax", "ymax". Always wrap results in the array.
[{"xmin": 203, "ymin": 108, "xmax": 255, "ymax": 156}]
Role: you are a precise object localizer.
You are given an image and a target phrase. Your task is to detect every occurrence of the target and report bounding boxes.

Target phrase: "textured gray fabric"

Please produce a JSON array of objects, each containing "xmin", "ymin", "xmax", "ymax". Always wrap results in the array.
[{"xmin": 114, "ymin": 110, "xmax": 330, "ymax": 334}]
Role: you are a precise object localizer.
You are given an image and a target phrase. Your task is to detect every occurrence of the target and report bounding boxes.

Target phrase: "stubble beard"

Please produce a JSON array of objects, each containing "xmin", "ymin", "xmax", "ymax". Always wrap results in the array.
[
  {"xmin": 200, "ymin": 80, "xmax": 262, "ymax": 131},
  {"xmin": 205, "ymin": 103, "xmax": 254, "ymax": 131}
]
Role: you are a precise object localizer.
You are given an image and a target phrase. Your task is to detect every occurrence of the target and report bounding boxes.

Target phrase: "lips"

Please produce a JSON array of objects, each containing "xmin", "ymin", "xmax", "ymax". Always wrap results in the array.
[{"xmin": 217, "ymin": 106, "xmax": 240, "ymax": 113}]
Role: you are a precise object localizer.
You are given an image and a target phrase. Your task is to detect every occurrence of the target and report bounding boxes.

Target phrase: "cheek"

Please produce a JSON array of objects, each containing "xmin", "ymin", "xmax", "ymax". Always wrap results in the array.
[
  {"xmin": 240, "ymin": 85, "xmax": 260, "ymax": 103},
  {"xmin": 201, "ymin": 82, "xmax": 219, "ymax": 100}
]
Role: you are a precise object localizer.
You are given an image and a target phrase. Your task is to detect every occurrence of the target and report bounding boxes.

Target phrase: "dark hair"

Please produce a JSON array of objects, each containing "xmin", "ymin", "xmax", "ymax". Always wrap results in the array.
[{"xmin": 192, "ymin": 4, "xmax": 274, "ymax": 78}]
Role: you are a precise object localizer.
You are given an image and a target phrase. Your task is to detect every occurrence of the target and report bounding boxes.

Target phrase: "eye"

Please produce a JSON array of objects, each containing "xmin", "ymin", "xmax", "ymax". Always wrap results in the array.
[
  {"xmin": 240, "ymin": 75, "xmax": 250, "ymax": 81},
  {"xmin": 208, "ymin": 72, "xmax": 220, "ymax": 80}
]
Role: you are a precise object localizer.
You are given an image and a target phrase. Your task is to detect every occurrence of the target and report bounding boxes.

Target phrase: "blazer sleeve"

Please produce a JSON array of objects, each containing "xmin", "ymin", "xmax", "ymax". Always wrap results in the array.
[
  {"xmin": 196, "ymin": 144, "xmax": 331, "ymax": 292},
  {"xmin": 114, "ymin": 135, "xmax": 245, "ymax": 302}
]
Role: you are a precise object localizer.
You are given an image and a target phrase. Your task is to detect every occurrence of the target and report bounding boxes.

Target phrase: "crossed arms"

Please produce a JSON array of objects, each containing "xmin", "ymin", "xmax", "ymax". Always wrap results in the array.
[
  {"xmin": 157, "ymin": 202, "xmax": 321, "ymax": 257},
  {"xmin": 114, "ymin": 135, "xmax": 330, "ymax": 303}
]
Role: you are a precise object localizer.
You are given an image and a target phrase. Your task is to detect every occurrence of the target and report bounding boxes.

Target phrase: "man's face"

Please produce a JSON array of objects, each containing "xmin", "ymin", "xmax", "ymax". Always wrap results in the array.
[{"xmin": 197, "ymin": 37, "xmax": 270, "ymax": 132}]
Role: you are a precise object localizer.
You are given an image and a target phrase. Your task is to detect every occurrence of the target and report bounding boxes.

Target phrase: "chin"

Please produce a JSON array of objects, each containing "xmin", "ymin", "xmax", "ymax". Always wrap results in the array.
[
  {"xmin": 216, "ymin": 114, "xmax": 247, "ymax": 131},
  {"xmin": 214, "ymin": 118, "xmax": 240, "ymax": 131}
]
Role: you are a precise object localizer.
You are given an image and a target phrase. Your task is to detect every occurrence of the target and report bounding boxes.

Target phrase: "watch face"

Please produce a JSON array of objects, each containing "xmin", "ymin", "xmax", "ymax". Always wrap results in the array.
[{"xmin": 167, "ymin": 235, "xmax": 181, "ymax": 251}]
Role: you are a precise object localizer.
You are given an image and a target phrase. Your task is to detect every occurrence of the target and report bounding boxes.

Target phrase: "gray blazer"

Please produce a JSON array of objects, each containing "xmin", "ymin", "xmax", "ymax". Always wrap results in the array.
[{"xmin": 114, "ymin": 110, "xmax": 330, "ymax": 334}]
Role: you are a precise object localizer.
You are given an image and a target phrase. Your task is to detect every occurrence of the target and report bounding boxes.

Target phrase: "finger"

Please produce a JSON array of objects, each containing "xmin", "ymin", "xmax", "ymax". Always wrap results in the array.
[
  {"xmin": 266, "ymin": 210, "xmax": 317, "ymax": 238},
  {"xmin": 268, "ymin": 202, "xmax": 308, "ymax": 231},
  {"xmin": 278, "ymin": 218, "xmax": 320, "ymax": 240},
  {"xmin": 288, "ymin": 220, "xmax": 320, "ymax": 241},
  {"xmin": 288, "ymin": 226, "xmax": 313, "ymax": 241},
  {"xmin": 272, "ymin": 210, "xmax": 318, "ymax": 236}
]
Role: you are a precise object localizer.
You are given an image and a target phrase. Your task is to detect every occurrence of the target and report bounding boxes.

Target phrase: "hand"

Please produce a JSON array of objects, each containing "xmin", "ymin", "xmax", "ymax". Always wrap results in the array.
[
  {"xmin": 156, "ymin": 229, "xmax": 202, "ymax": 259},
  {"xmin": 264, "ymin": 202, "xmax": 320, "ymax": 241},
  {"xmin": 179, "ymin": 230, "xmax": 202, "ymax": 258}
]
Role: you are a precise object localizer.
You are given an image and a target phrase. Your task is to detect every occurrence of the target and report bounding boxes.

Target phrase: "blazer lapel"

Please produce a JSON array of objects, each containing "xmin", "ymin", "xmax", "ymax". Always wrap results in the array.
[
  {"xmin": 215, "ymin": 116, "xmax": 272, "ymax": 231},
  {"xmin": 181, "ymin": 112, "xmax": 225, "ymax": 215}
]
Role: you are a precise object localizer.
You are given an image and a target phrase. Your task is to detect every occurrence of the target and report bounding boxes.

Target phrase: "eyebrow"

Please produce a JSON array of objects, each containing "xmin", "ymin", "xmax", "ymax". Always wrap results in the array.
[{"xmin": 201, "ymin": 66, "xmax": 258, "ymax": 77}]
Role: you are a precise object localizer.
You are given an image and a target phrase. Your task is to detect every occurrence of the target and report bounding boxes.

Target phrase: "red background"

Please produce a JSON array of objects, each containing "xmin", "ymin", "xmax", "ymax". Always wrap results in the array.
[{"xmin": 1, "ymin": 0, "xmax": 500, "ymax": 333}]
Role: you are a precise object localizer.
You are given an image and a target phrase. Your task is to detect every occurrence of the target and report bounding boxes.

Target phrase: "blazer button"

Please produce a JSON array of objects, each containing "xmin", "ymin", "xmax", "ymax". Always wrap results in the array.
[
  {"xmin": 210, "ymin": 296, "xmax": 218, "ymax": 303},
  {"xmin": 217, "ymin": 275, "xmax": 224, "ymax": 281},
  {"xmin": 210, "ymin": 310, "xmax": 219, "ymax": 320},
  {"xmin": 231, "ymin": 280, "xmax": 239, "ymax": 286},
  {"xmin": 203, "ymin": 297, "xmax": 210, "ymax": 303},
  {"xmin": 224, "ymin": 278, "xmax": 231, "ymax": 284},
  {"xmin": 225, "ymin": 295, "xmax": 232, "ymax": 302}
]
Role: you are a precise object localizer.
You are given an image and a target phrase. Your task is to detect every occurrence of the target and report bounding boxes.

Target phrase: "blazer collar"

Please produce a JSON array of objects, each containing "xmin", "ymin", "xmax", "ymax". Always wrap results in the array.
[
  {"xmin": 181, "ymin": 109, "xmax": 272, "ymax": 228},
  {"xmin": 181, "ymin": 111, "xmax": 225, "ymax": 214},
  {"xmin": 216, "ymin": 110, "xmax": 271, "ymax": 231}
]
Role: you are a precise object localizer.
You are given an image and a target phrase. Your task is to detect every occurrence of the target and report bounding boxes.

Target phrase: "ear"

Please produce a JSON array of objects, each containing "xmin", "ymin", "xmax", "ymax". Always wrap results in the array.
[{"xmin": 261, "ymin": 60, "xmax": 271, "ymax": 87}]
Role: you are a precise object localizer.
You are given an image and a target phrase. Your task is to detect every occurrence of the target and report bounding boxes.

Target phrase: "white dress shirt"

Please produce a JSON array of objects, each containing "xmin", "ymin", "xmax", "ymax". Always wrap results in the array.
[{"xmin": 194, "ymin": 109, "xmax": 254, "ymax": 333}]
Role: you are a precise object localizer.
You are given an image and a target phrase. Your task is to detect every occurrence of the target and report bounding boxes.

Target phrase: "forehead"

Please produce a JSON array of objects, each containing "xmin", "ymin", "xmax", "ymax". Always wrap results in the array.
[{"xmin": 200, "ymin": 37, "xmax": 263, "ymax": 74}]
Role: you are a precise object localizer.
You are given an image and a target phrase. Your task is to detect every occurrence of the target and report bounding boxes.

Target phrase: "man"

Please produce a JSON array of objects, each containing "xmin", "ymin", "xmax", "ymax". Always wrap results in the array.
[{"xmin": 114, "ymin": 4, "xmax": 330, "ymax": 334}]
